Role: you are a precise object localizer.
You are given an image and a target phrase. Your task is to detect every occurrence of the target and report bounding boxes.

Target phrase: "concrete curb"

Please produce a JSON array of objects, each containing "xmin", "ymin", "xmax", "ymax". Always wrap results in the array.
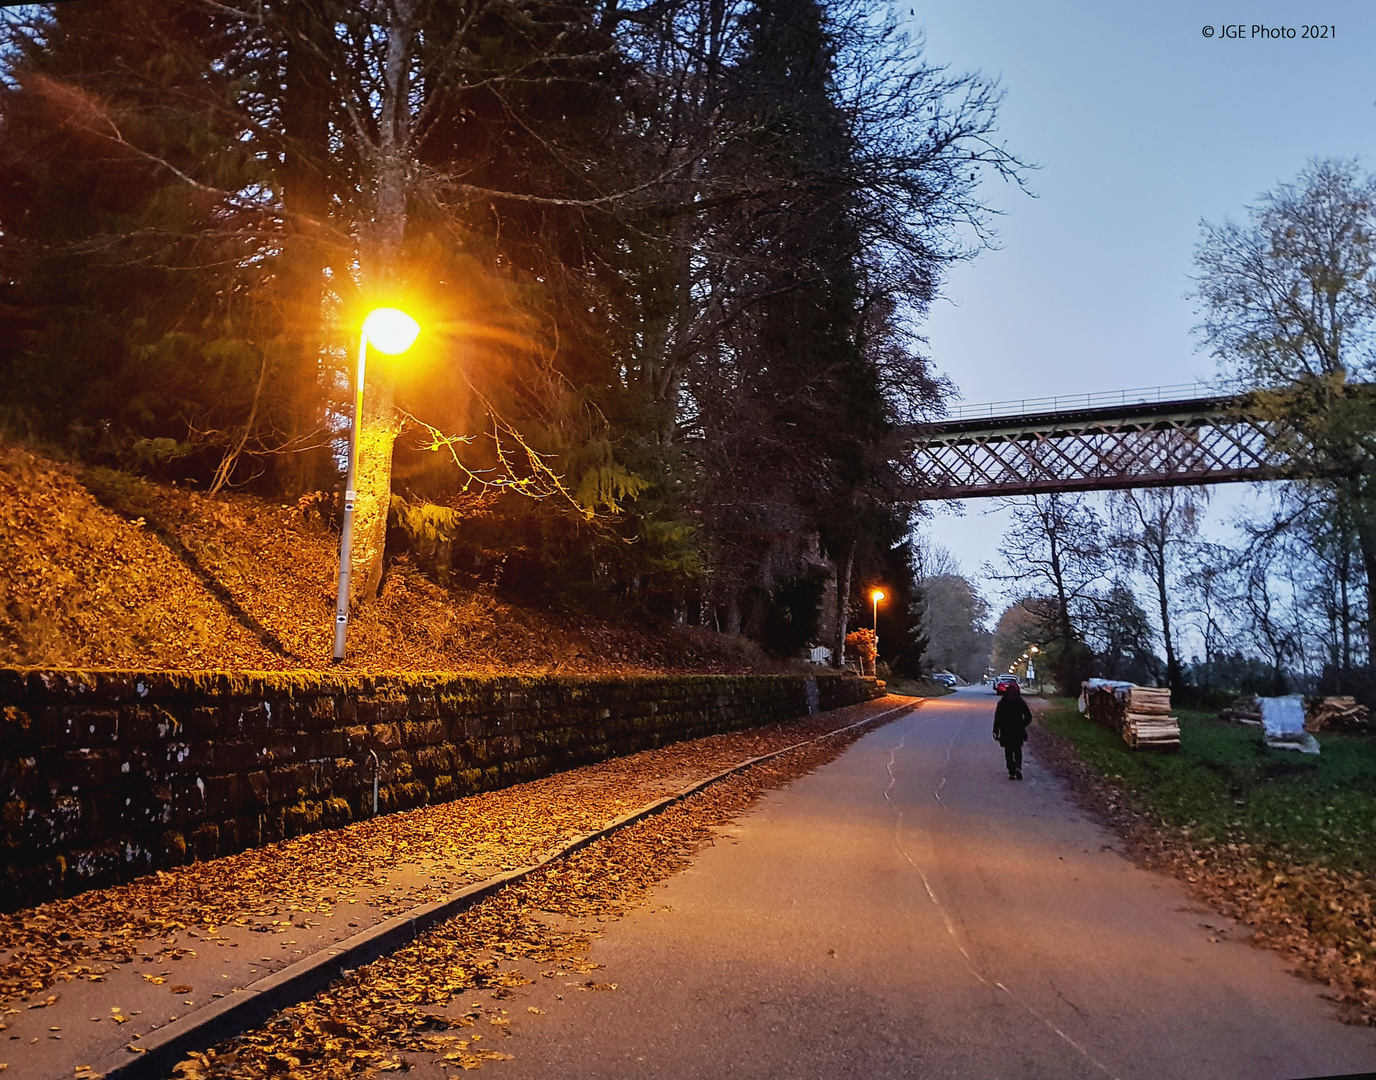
[{"xmin": 88, "ymin": 699, "xmax": 918, "ymax": 1080}]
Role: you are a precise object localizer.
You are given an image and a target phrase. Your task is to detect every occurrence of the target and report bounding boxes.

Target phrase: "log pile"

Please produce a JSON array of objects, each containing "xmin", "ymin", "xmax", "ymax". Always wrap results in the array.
[
  {"xmin": 1218, "ymin": 695, "xmax": 1262, "ymax": 725},
  {"xmin": 1081, "ymin": 681, "xmax": 1181, "ymax": 750},
  {"xmin": 1304, "ymin": 696, "xmax": 1372, "ymax": 734},
  {"xmin": 1082, "ymin": 679, "xmax": 1133, "ymax": 728},
  {"xmin": 1122, "ymin": 686, "xmax": 1180, "ymax": 750},
  {"xmin": 1123, "ymin": 716, "xmax": 1182, "ymax": 749}
]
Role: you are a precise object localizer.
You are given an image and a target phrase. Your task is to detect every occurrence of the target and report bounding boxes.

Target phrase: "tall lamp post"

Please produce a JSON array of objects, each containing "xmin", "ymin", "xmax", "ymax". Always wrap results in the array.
[
  {"xmin": 333, "ymin": 307, "xmax": 421, "ymax": 663},
  {"xmin": 870, "ymin": 588, "xmax": 885, "ymax": 656}
]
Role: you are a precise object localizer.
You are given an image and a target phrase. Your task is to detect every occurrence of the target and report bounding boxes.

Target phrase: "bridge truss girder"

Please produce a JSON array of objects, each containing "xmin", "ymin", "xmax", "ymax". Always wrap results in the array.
[{"xmin": 899, "ymin": 395, "xmax": 1292, "ymax": 501}]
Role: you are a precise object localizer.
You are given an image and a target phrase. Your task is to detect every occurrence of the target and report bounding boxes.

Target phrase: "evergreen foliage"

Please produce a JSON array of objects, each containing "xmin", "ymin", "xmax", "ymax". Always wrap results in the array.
[{"xmin": 0, "ymin": 0, "xmax": 1021, "ymax": 656}]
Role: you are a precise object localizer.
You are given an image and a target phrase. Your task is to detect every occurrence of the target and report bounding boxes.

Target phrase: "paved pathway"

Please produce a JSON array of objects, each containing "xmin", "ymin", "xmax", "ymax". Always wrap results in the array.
[
  {"xmin": 494, "ymin": 687, "xmax": 1376, "ymax": 1080},
  {"xmin": 1, "ymin": 696, "xmax": 904, "ymax": 1080}
]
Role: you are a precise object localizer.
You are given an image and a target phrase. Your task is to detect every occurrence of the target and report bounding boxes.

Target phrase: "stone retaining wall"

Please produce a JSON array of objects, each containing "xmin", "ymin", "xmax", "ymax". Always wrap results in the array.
[{"xmin": 0, "ymin": 669, "xmax": 880, "ymax": 908}]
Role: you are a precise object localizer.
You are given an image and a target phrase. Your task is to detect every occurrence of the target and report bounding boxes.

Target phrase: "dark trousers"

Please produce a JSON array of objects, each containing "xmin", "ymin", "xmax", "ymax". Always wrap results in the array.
[{"xmin": 1003, "ymin": 742, "xmax": 1023, "ymax": 776}]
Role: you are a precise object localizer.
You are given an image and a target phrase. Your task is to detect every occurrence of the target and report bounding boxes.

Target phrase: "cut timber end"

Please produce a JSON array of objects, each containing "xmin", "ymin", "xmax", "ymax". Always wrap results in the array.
[{"xmin": 1124, "ymin": 712, "xmax": 1181, "ymax": 751}]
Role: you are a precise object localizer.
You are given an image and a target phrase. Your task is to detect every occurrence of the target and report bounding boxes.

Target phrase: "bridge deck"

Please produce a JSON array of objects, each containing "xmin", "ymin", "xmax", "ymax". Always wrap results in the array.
[{"xmin": 900, "ymin": 390, "xmax": 1285, "ymax": 500}]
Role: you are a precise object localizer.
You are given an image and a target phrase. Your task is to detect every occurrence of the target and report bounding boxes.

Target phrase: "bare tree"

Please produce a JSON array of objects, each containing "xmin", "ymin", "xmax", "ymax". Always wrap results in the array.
[
  {"xmin": 1109, "ymin": 487, "xmax": 1205, "ymax": 692},
  {"xmin": 1180, "ymin": 540, "xmax": 1237, "ymax": 682},
  {"xmin": 1242, "ymin": 546, "xmax": 1299, "ymax": 696},
  {"xmin": 911, "ymin": 531, "xmax": 961, "ymax": 580},
  {"xmin": 987, "ymin": 494, "xmax": 1108, "ymax": 692},
  {"xmin": 1194, "ymin": 158, "xmax": 1376, "ymax": 694},
  {"xmin": 918, "ymin": 573, "xmax": 991, "ymax": 681},
  {"xmin": 989, "ymin": 495, "xmax": 1106, "ymax": 646}
]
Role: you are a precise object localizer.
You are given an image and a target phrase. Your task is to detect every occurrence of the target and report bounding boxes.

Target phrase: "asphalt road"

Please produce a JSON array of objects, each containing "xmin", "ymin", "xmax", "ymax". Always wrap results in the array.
[{"xmin": 494, "ymin": 687, "xmax": 1376, "ymax": 1080}]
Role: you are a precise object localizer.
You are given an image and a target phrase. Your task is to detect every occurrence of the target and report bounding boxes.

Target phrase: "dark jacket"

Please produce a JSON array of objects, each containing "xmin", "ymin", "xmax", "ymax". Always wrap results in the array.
[{"xmin": 993, "ymin": 692, "xmax": 1033, "ymax": 746}]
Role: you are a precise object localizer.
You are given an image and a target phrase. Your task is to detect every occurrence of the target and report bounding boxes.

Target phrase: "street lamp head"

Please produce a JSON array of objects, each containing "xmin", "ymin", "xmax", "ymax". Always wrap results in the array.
[
  {"xmin": 362, "ymin": 307, "xmax": 421, "ymax": 355},
  {"xmin": 871, "ymin": 589, "xmax": 885, "ymax": 603}
]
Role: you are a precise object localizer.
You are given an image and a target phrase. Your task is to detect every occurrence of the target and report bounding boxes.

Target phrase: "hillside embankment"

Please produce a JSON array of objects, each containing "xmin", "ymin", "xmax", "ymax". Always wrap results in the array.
[{"xmin": 0, "ymin": 441, "xmax": 787, "ymax": 675}]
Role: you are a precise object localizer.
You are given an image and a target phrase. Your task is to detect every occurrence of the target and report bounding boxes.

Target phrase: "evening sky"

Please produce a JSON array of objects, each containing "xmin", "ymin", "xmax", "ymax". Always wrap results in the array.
[{"xmin": 907, "ymin": 0, "xmax": 1376, "ymax": 603}]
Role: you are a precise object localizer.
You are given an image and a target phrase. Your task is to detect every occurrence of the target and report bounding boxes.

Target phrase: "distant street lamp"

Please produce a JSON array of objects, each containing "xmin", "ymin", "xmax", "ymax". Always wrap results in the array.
[
  {"xmin": 870, "ymin": 589, "xmax": 885, "ymax": 656},
  {"xmin": 332, "ymin": 307, "xmax": 421, "ymax": 662}
]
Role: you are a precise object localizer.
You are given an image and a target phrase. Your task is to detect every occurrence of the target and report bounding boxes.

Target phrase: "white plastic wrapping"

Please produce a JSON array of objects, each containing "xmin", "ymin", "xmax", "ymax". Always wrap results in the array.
[{"xmin": 1259, "ymin": 695, "xmax": 1319, "ymax": 754}]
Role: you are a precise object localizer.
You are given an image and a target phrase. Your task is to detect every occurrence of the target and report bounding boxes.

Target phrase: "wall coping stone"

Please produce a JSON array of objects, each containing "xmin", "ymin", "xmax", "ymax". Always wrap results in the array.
[{"xmin": 2, "ymin": 668, "xmax": 872, "ymax": 704}]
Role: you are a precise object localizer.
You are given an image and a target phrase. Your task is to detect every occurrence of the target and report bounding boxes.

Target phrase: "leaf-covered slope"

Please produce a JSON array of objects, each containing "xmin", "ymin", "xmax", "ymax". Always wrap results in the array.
[
  {"xmin": 0, "ymin": 444, "xmax": 281, "ymax": 669},
  {"xmin": 0, "ymin": 442, "xmax": 781, "ymax": 674}
]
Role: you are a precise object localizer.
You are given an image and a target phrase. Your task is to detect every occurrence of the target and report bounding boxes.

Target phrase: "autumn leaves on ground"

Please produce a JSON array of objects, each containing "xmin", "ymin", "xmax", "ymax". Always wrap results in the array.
[
  {"xmin": 0, "ymin": 442, "xmax": 781, "ymax": 675},
  {"xmin": 0, "ymin": 703, "xmax": 902, "ymax": 1078},
  {"xmin": 179, "ymin": 732, "xmax": 880, "ymax": 1080}
]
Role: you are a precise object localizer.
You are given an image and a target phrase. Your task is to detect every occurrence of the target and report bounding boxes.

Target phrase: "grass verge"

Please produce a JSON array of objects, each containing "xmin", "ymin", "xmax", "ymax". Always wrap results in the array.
[
  {"xmin": 1032, "ymin": 699, "xmax": 1376, "ymax": 1024},
  {"xmin": 1038, "ymin": 699, "xmax": 1376, "ymax": 871}
]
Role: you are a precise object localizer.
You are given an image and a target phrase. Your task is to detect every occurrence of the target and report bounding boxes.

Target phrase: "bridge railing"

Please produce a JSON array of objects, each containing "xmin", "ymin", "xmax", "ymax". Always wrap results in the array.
[{"xmin": 944, "ymin": 381, "xmax": 1220, "ymax": 422}]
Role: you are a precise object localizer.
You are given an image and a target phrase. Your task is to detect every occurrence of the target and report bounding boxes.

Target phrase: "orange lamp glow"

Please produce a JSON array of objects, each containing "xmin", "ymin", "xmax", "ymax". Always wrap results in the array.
[{"xmin": 362, "ymin": 307, "xmax": 421, "ymax": 355}]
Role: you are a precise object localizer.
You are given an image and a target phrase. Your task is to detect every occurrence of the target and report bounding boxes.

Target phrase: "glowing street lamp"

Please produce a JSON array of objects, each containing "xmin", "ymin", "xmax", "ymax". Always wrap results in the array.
[
  {"xmin": 870, "ymin": 589, "xmax": 885, "ymax": 656},
  {"xmin": 332, "ymin": 307, "xmax": 421, "ymax": 662}
]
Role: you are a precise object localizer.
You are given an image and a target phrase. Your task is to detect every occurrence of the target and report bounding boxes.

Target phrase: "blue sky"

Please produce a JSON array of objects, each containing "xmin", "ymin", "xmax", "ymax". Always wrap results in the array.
[{"xmin": 905, "ymin": 0, "xmax": 1376, "ymax": 595}]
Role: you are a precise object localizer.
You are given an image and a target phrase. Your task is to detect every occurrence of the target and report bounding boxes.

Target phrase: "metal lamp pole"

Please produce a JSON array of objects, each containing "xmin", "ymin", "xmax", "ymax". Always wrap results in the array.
[
  {"xmin": 332, "ymin": 327, "xmax": 371, "ymax": 663},
  {"xmin": 332, "ymin": 308, "xmax": 420, "ymax": 663},
  {"xmin": 871, "ymin": 589, "xmax": 884, "ymax": 656}
]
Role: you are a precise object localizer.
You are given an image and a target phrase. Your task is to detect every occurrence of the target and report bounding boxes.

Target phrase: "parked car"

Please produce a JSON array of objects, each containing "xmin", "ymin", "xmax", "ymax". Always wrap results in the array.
[
  {"xmin": 932, "ymin": 672, "xmax": 959, "ymax": 688},
  {"xmin": 994, "ymin": 674, "xmax": 1020, "ymax": 695}
]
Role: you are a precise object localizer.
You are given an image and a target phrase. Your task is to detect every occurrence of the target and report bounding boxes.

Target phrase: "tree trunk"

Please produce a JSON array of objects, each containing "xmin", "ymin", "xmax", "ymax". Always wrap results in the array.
[
  {"xmin": 1339, "ymin": 512, "xmax": 1353, "ymax": 688},
  {"xmin": 276, "ymin": 24, "xmax": 332, "ymax": 496},
  {"xmin": 1357, "ymin": 514, "xmax": 1376, "ymax": 701},
  {"xmin": 348, "ymin": 0, "xmax": 415, "ymax": 603},
  {"xmin": 1047, "ymin": 528, "xmax": 1071, "ymax": 646},
  {"xmin": 350, "ymin": 372, "xmax": 399, "ymax": 603},
  {"xmin": 725, "ymin": 591, "xmax": 741, "ymax": 636},
  {"xmin": 1153, "ymin": 542, "xmax": 1181, "ymax": 691},
  {"xmin": 832, "ymin": 541, "xmax": 855, "ymax": 667}
]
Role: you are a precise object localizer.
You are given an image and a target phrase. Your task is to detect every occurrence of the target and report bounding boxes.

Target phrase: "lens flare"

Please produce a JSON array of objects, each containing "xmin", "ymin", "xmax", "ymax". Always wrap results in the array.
[{"xmin": 362, "ymin": 307, "xmax": 421, "ymax": 355}]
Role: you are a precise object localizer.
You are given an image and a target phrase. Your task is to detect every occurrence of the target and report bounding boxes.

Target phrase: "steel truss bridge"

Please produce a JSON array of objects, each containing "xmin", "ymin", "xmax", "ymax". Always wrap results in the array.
[{"xmin": 899, "ymin": 383, "xmax": 1366, "ymax": 501}]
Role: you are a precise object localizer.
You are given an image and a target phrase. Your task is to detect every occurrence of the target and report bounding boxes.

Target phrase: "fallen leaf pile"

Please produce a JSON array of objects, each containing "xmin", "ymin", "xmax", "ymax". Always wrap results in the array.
[
  {"xmin": 181, "ymin": 712, "xmax": 891, "ymax": 1077},
  {"xmin": 0, "ymin": 440, "xmax": 792, "ymax": 675},
  {"xmin": 1031, "ymin": 724, "xmax": 1376, "ymax": 1025},
  {"xmin": 0, "ymin": 699, "xmax": 902, "ymax": 1010}
]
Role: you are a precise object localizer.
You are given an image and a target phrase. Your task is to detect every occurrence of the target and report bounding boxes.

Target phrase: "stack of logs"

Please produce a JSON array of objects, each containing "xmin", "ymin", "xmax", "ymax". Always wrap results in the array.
[
  {"xmin": 1121, "ymin": 686, "xmax": 1181, "ymax": 749},
  {"xmin": 1304, "ymin": 696, "xmax": 1371, "ymax": 734},
  {"xmin": 1083, "ymin": 681, "xmax": 1181, "ymax": 750},
  {"xmin": 1218, "ymin": 696, "xmax": 1262, "ymax": 725},
  {"xmin": 1221, "ymin": 695, "xmax": 1371, "ymax": 734}
]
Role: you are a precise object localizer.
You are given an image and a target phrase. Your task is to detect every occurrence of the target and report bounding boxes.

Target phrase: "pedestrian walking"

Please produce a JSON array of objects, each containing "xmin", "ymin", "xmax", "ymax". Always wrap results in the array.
[{"xmin": 993, "ymin": 683, "xmax": 1032, "ymax": 780}]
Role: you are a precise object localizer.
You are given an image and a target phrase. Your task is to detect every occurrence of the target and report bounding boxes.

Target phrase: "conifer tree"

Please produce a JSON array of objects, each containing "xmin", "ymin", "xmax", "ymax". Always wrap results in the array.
[{"xmin": 0, "ymin": 1, "xmax": 272, "ymax": 473}]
